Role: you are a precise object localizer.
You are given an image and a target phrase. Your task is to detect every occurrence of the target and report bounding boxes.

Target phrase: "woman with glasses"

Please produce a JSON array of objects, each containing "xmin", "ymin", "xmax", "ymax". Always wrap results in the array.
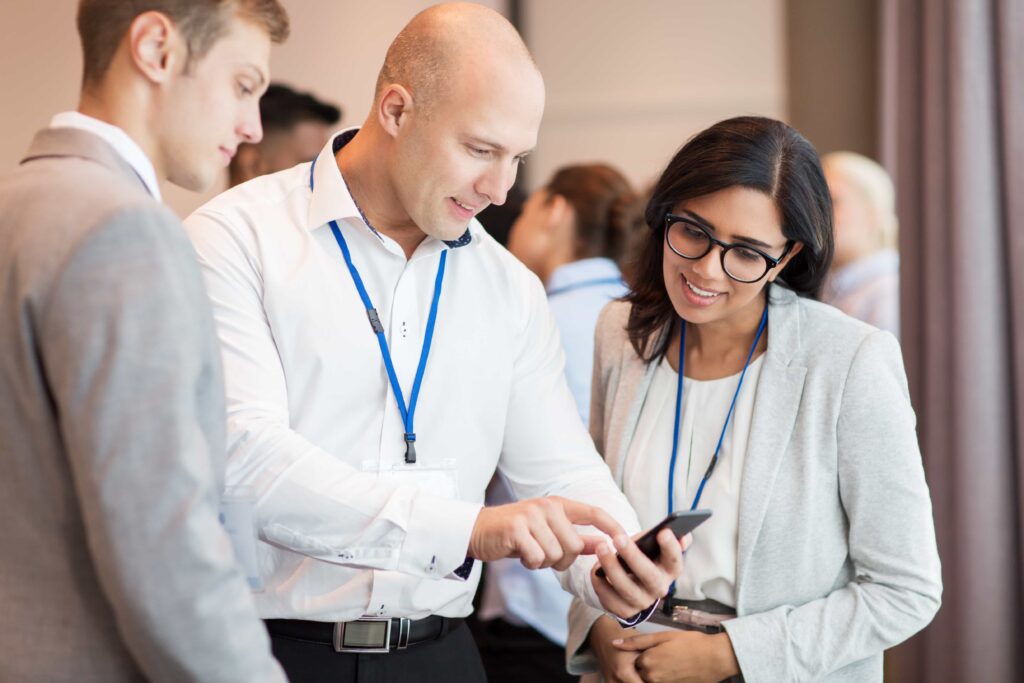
[{"xmin": 566, "ymin": 117, "xmax": 941, "ymax": 683}]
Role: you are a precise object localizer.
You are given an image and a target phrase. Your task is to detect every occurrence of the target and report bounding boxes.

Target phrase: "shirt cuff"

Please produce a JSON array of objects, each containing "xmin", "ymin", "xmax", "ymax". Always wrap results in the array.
[
  {"xmin": 398, "ymin": 495, "xmax": 482, "ymax": 579},
  {"xmin": 447, "ymin": 557, "xmax": 475, "ymax": 581}
]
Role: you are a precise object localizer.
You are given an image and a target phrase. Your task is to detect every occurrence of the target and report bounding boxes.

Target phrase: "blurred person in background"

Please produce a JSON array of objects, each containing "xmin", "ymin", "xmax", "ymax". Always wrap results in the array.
[
  {"xmin": 508, "ymin": 163, "xmax": 640, "ymax": 419},
  {"xmin": 820, "ymin": 151, "xmax": 900, "ymax": 338},
  {"xmin": 477, "ymin": 163, "xmax": 639, "ymax": 682},
  {"xmin": 228, "ymin": 81, "xmax": 341, "ymax": 186}
]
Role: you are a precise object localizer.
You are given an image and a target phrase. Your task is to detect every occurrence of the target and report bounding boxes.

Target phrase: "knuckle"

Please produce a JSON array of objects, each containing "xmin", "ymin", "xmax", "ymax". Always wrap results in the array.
[
  {"xmin": 540, "ymin": 498, "xmax": 563, "ymax": 520},
  {"xmin": 568, "ymin": 535, "xmax": 585, "ymax": 555},
  {"xmin": 512, "ymin": 516, "xmax": 530, "ymax": 536},
  {"xmin": 526, "ymin": 505, "xmax": 545, "ymax": 524}
]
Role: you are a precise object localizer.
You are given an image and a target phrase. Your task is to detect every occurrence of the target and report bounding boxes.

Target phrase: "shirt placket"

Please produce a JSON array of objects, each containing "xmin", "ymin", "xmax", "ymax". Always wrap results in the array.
[{"xmin": 367, "ymin": 256, "xmax": 426, "ymax": 619}]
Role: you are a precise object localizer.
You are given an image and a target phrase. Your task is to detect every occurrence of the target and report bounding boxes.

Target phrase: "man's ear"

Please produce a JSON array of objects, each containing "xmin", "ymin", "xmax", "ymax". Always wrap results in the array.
[
  {"xmin": 546, "ymin": 194, "xmax": 571, "ymax": 232},
  {"xmin": 127, "ymin": 11, "xmax": 184, "ymax": 85},
  {"xmin": 377, "ymin": 84, "xmax": 414, "ymax": 138}
]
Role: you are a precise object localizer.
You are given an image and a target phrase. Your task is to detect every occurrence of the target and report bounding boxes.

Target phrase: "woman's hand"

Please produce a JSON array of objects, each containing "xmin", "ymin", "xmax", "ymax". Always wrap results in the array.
[
  {"xmin": 589, "ymin": 616, "xmax": 644, "ymax": 683},
  {"xmin": 590, "ymin": 528, "xmax": 685, "ymax": 618},
  {"xmin": 612, "ymin": 630, "xmax": 740, "ymax": 683}
]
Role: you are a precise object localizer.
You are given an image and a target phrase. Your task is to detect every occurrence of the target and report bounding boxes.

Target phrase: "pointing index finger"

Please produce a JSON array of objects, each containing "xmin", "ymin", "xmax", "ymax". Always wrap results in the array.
[{"xmin": 557, "ymin": 498, "xmax": 626, "ymax": 539}]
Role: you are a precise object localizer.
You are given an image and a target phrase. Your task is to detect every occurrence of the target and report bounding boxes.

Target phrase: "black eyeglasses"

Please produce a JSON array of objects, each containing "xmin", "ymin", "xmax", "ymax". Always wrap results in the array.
[{"xmin": 664, "ymin": 214, "xmax": 793, "ymax": 283}]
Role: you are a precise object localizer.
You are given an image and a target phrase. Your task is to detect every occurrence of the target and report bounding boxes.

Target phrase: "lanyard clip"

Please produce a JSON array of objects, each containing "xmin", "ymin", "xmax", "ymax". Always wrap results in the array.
[
  {"xmin": 366, "ymin": 307, "xmax": 385, "ymax": 334},
  {"xmin": 404, "ymin": 433, "xmax": 417, "ymax": 464}
]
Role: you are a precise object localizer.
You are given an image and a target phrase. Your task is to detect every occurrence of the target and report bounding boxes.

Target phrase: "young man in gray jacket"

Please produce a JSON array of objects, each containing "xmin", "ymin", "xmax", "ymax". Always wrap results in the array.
[{"xmin": 0, "ymin": 2, "xmax": 289, "ymax": 680}]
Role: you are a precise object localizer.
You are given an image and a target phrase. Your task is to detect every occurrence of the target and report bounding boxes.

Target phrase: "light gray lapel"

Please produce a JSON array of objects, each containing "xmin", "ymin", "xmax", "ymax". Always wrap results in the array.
[
  {"xmin": 734, "ymin": 287, "xmax": 807, "ymax": 596},
  {"xmin": 611, "ymin": 354, "xmax": 659, "ymax": 487},
  {"xmin": 21, "ymin": 127, "xmax": 147, "ymax": 191}
]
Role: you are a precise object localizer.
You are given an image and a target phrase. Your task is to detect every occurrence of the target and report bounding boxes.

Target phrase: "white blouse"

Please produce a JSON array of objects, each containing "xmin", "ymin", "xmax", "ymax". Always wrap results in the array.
[{"xmin": 623, "ymin": 353, "xmax": 764, "ymax": 608}]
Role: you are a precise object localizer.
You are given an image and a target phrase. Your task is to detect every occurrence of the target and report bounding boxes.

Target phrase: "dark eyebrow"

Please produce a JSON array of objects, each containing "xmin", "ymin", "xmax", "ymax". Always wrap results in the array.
[{"xmin": 683, "ymin": 209, "xmax": 774, "ymax": 249}]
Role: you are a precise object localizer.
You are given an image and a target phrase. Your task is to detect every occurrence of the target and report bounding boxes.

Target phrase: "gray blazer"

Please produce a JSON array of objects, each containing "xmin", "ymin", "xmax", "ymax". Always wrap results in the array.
[
  {"xmin": 0, "ymin": 128, "xmax": 284, "ymax": 682},
  {"xmin": 568, "ymin": 287, "xmax": 942, "ymax": 682}
]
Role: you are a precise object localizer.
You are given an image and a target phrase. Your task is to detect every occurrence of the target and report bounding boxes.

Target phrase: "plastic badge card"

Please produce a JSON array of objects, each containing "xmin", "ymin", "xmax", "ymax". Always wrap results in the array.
[{"xmin": 362, "ymin": 458, "xmax": 460, "ymax": 500}]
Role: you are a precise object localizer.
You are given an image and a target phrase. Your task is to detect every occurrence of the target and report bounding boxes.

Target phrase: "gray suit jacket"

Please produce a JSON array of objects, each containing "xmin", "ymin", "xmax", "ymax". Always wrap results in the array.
[
  {"xmin": 0, "ymin": 128, "xmax": 284, "ymax": 682},
  {"xmin": 568, "ymin": 287, "xmax": 942, "ymax": 682}
]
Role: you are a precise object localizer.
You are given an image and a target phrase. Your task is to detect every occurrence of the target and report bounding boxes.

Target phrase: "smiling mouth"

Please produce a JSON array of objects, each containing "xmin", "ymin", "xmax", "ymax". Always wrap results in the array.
[{"xmin": 684, "ymin": 275, "xmax": 722, "ymax": 299}]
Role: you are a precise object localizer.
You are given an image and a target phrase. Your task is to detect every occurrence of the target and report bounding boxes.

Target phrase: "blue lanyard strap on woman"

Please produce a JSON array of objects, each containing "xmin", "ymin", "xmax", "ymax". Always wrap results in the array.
[
  {"xmin": 667, "ymin": 301, "xmax": 768, "ymax": 514},
  {"xmin": 311, "ymin": 158, "xmax": 446, "ymax": 464}
]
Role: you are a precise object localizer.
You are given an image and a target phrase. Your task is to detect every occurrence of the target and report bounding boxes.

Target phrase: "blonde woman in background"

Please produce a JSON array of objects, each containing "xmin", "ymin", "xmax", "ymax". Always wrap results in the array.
[{"xmin": 821, "ymin": 152, "xmax": 900, "ymax": 337}]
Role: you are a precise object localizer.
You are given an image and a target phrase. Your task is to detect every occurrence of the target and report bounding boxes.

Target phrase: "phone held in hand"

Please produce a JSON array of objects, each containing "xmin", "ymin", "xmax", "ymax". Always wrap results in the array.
[{"xmin": 595, "ymin": 509, "xmax": 712, "ymax": 578}]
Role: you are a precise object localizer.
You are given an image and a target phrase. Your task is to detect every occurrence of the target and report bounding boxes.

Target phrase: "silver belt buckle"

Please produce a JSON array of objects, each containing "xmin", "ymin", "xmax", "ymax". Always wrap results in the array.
[{"xmin": 333, "ymin": 617, "xmax": 406, "ymax": 653}]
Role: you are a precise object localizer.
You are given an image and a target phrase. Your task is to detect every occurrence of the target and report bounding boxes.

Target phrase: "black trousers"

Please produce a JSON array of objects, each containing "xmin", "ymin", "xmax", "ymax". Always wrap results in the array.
[
  {"xmin": 473, "ymin": 617, "xmax": 578, "ymax": 683},
  {"xmin": 270, "ymin": 621, "xmax": 487, "ymax": 683}
]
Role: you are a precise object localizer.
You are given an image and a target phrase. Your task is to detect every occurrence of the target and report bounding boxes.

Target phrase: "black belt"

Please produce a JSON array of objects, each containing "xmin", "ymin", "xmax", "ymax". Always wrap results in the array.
[{"xmin": 265, "ymin": 616, "xmax": 463, "ymax": 654}]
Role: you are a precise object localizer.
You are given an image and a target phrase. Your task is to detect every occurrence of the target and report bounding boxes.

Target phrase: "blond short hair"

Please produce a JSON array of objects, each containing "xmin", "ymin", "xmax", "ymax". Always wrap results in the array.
[
  {"xmin": 822, "ymin": 151, "xmax": 899, "ymax": 250},
  {"xmin": 77, "ymin": 0, "xmax": 289, "ymax": 86}
]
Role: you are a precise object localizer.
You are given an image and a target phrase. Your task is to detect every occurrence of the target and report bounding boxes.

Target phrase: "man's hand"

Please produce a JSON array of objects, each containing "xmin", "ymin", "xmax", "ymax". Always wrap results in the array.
[
  {"xmin": 589, "ymin": 615, "xmax": 644, "ymax": 683},
  {"xmin": 591, "ymin": 529, "xmax": 686, "ymax": 618},
  {"xmin": 612, "ymin": 630, "xmax": 740, "ymax": 683},
  {"xmin": 468, "ymin": 496, "xmax": 626, "ymax": 571}
]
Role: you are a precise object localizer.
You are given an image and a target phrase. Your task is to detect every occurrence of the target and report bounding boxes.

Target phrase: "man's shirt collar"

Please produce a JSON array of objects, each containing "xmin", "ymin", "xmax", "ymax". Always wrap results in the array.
[
  {"xmin": 50, "ymin": 111, "xmax": 162, "ymax": 201},
  {"xmin": 306, "ymin": 127, "xmax": 473, "ymax": 251}
]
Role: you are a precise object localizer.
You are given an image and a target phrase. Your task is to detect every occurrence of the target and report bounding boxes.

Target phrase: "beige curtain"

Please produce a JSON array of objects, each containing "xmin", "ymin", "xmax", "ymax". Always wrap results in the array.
[{"xmin": 880, "ymin": 0, "xmax": 1024, "ymax": 681}]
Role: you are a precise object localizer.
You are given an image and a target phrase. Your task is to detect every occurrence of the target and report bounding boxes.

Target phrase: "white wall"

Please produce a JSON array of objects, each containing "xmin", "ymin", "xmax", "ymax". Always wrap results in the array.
[
  {"xmin": 0, "ymin": 1, "xmax": 83, "ymax": 186},
  {"xmin": 524, "ymin": 0, "xmax": 787, "ymax": 193},
  {"xmin": 0, "ymin": 1, "xmax": 783, "ymax": 214}
]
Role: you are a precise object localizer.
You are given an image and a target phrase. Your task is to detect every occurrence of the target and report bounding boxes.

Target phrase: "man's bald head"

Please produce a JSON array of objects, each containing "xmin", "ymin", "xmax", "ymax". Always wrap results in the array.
[{"xmin": 374, "ymin": 2, "xmax": 538, "ymax": 113}]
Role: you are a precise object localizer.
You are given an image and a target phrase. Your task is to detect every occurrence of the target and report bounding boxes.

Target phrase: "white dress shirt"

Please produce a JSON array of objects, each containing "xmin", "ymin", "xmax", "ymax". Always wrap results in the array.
[
  {"xmin": 50, "ymin": 111, "xmax": 162, "ymax": 201},
  {"xmin": 623, "ymin": 354, "xmax": 764, "ymax": 608},
  {"xmin": 184, "ymin": 129, "xmax": 643, "ymax": 622}
]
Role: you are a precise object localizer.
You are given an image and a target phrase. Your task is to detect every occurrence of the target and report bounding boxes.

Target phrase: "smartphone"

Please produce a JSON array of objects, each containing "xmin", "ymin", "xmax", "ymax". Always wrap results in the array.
[{"xmin": 595, "ymin": 509, "xmax": 712, "ymax": 578}]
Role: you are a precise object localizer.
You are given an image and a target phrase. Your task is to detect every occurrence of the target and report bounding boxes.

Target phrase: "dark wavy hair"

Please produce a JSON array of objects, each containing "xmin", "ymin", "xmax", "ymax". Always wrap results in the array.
[{"xmin": 625, "ymin": 116, "xmax": 834, "ymax": 361}]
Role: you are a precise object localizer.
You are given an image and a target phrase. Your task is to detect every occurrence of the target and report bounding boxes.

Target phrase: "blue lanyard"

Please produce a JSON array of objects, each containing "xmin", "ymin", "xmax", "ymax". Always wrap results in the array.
[
  {"xmin": 546, "ymin": 276, "xmax": 625, "ymax": 298},
  {"xmin": 667, "ymin": 302, "xmax": 768, "ymax": 514},
  {"xmin": 311, "ymin": 160, "xmax": 446, "ymax": 464}
]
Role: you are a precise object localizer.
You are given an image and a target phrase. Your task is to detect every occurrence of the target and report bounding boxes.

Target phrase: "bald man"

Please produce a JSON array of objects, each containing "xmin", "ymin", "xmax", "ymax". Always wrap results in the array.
[{"xmin": 185, "ymin": 4, "xmax": 683, "ymax": 681}]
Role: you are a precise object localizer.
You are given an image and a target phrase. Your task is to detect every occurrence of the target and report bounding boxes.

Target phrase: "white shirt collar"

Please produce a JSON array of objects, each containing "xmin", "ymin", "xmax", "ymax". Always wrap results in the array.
[
  {"xmin": 307, "ymin": 128, "xmax": 475, "ymax": 255},
  {"xmin": 50, "ymin": 111, "xmax": 162, "ymax": 201}
]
